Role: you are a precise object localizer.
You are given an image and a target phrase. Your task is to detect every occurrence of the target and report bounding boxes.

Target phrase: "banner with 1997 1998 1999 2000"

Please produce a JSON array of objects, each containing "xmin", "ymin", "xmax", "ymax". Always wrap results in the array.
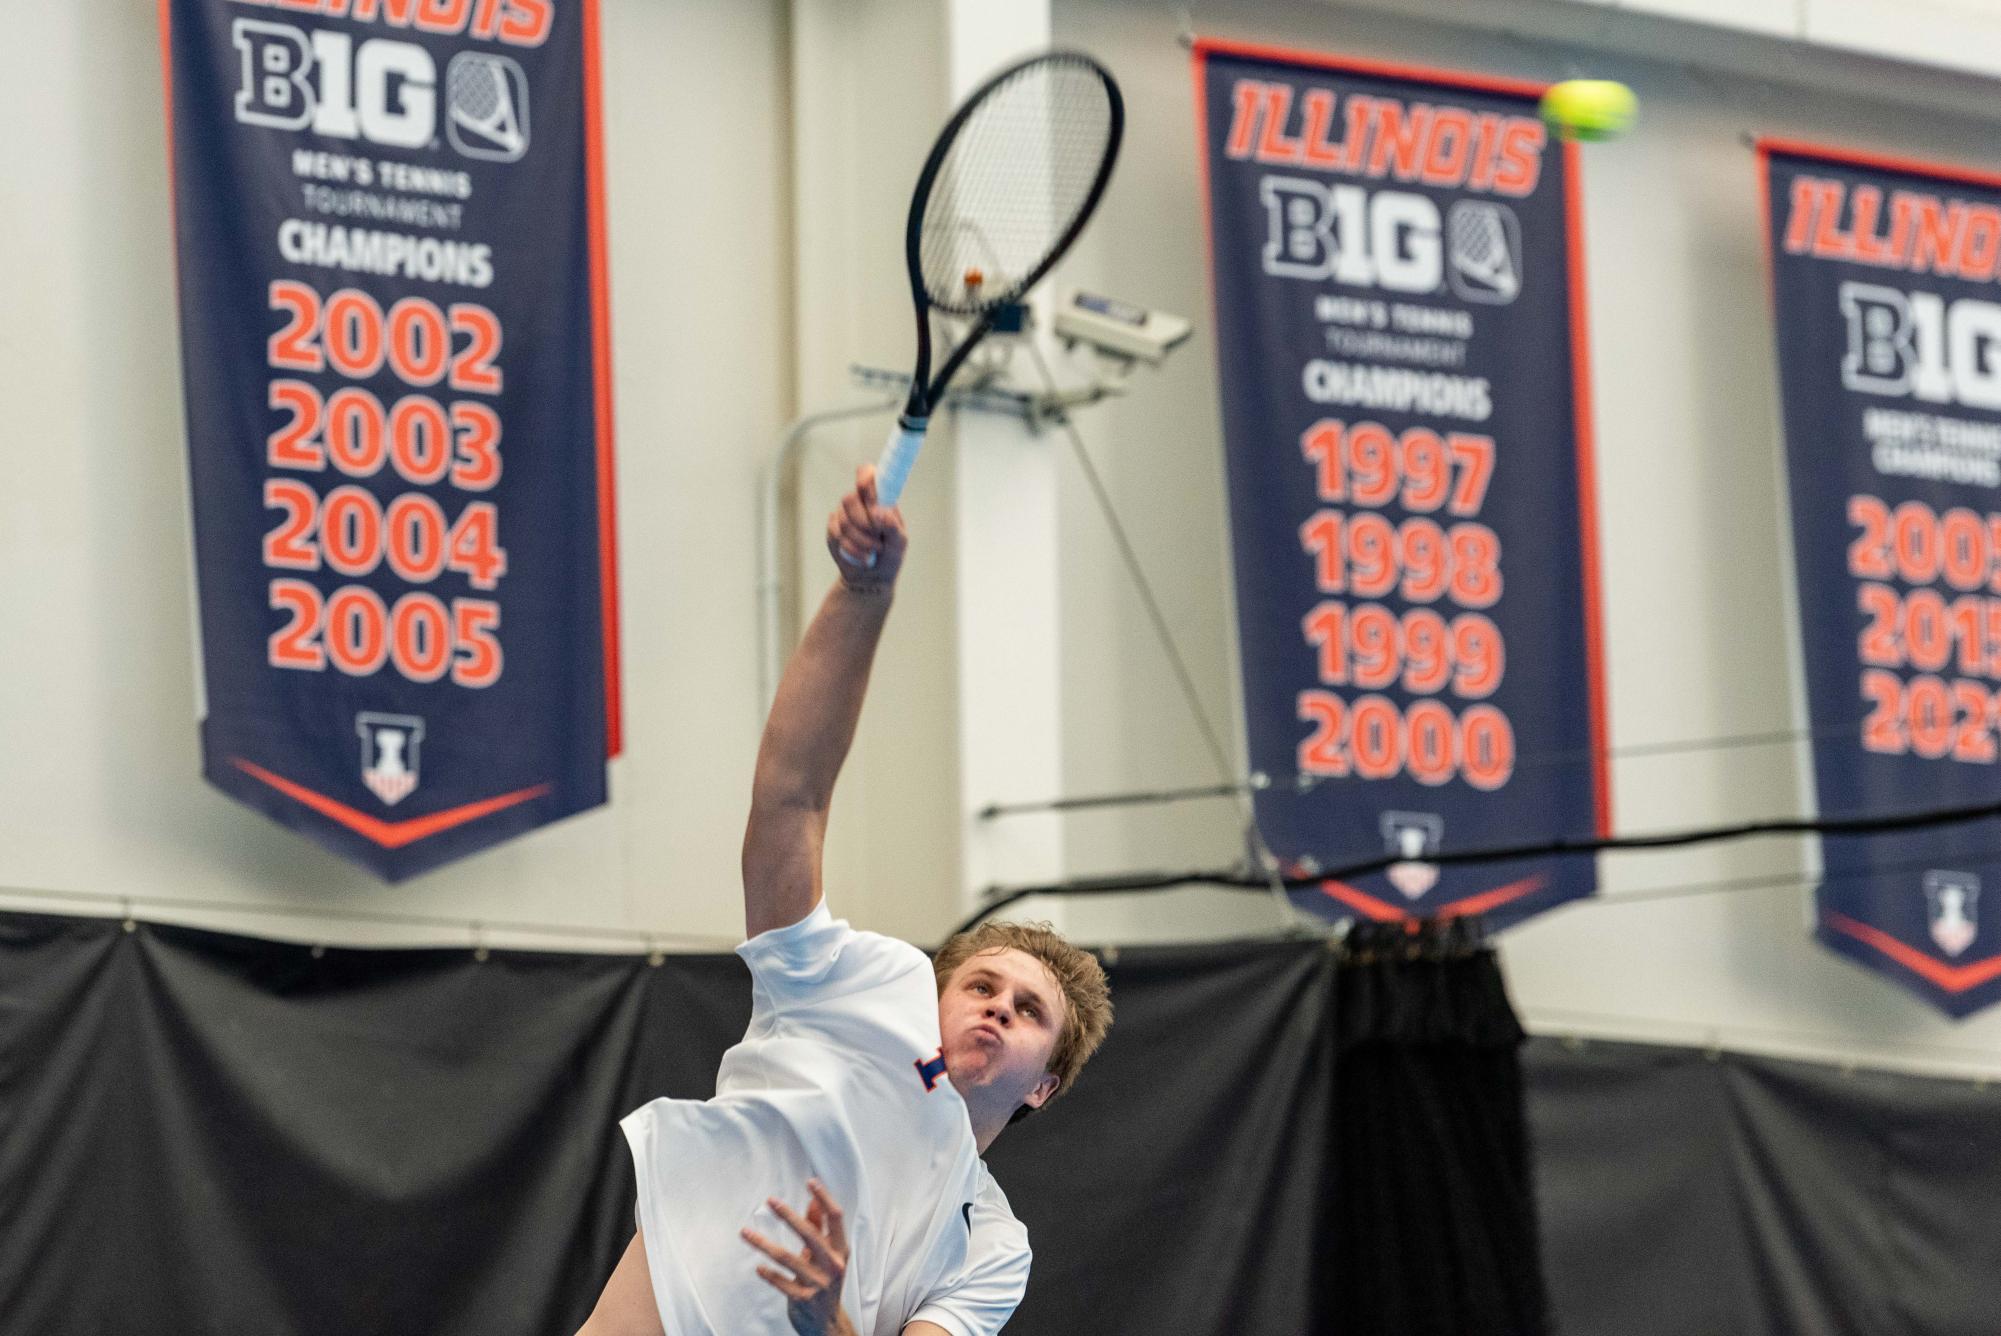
[
  {"xmin": 1194, "ymin": 38, "xmax": 1608, "ymax": 930},
  {"xmin": 162, "ymin": 0, "xmax": 619, "ymax": 882}
]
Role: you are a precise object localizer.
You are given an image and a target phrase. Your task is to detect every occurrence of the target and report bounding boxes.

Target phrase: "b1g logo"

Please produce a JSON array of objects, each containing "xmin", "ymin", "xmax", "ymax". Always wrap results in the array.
[
  {"xmin": 234, "ymin": 19, "xmax": 435, "ymax": 149},
  {"xmin": 234, "ymin": 20, "xmax": 532, "ymax": 160},
  {"xmin": 1839, "ymin": 282, "xmax": 2001, "ymax": 411},
  {"xmin": 1259, "ymin": 177, "xmax": 1442, "ymax": 294}
]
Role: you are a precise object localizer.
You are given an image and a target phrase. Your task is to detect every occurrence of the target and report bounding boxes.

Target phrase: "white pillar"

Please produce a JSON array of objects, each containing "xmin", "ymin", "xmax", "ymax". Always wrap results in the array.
[{"xmin": 945, "ymin": 0, "xmax": 1067, "ymax": 926}]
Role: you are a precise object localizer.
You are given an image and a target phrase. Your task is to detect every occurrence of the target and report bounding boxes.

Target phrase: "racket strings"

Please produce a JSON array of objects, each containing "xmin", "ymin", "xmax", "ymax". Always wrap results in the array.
[
  {"xmin": 919, "ymin": 58, "xmax": 1115, "ymax": 314},
  {"xmin": 451, "ymin": 60, "xmax": 505, "ymax": 121},
  {"xmin": 1454, "ymin": 211, "xmax": 1504, "ymax": 266},
  {"xmin": 1449, "ymin": 204, "xmax": 1517, "ymax": 293}
]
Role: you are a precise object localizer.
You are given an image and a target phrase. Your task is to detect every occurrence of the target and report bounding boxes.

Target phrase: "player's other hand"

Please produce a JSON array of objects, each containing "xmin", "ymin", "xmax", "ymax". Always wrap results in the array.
[
  {"xmin": 826, "ymin": 465, "xmax": 907, "ymax": 592},
  {"xmin": 742, "ymin": 1178, "xmax": 853, "ymax": 1336}
]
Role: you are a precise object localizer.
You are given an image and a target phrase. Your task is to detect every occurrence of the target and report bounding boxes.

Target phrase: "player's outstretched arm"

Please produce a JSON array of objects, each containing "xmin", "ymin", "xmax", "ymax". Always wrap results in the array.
[
  {"xmin": 573, "ymin": 1230, "xmax": 665, "ymax": 1336},
  {"xmin": 741, "ymin": 466, "xmax": 906, "ymax": 939}
]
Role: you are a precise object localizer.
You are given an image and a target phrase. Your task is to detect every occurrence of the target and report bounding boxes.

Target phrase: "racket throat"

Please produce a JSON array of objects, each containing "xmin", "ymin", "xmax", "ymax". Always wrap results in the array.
[{"xmin": 907, "ymin": 304, "xmax": 936, "ymax": 419}]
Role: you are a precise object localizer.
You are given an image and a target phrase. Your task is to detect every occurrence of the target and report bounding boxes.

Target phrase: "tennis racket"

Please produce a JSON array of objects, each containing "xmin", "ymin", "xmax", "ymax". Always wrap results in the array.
[{"xmin": 872, "ymin": 51, "xmax": 1124, "ymax": 510}]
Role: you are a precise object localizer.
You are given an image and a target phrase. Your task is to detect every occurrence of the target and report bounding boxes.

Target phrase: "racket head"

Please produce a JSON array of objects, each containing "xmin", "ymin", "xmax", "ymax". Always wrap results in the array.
[{"xmin": 904, "ymin": 52, "xmax": 1124, "ymax": 322}]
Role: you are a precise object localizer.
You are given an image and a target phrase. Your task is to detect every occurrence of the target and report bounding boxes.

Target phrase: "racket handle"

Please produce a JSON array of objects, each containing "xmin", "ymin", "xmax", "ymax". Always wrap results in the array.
[{"xmin": 873, "ymin": 415, "xmax": 930, "ymax": 509}]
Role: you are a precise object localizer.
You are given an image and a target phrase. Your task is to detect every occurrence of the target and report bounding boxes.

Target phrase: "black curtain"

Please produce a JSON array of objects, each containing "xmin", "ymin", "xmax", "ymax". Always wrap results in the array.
[
  {"xmin": 985, "ymin": 937, "xmax": 1335, "ymax": 1332},
  {"xmin": 1, "ymin": 911, "xmax": 1544, "ymax": 1336},
  {"xmin": 1324, "ymin": 923, "xmax": 1548, "ymax": 1336},
  {"xmin": 1527, "ymin": 1037, "xmax": 2001, "ymax": 1336},
  {"xmin": 0, "ymin": 913, "xmax": 747, "ymax": 1336}
]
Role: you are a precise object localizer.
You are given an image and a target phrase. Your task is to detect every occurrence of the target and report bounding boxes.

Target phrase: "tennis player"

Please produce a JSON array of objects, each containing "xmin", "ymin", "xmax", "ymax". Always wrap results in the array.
[{"xmin": 576, "ymin": 466, "xmax": 1113, "ymax": 1336}]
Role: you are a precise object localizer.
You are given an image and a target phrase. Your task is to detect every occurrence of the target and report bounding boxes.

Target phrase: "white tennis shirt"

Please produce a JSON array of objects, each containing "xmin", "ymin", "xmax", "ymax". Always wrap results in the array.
[{"xmin": 621, "ymin": 899, "xmax": 1032, "ymax": 1336}]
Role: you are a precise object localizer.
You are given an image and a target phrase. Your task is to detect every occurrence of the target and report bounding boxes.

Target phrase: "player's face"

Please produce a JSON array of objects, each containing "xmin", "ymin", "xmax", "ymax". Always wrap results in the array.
[{"xmin": 938, "ymin": 949, "xmax": 1064, "ymax": 1112}]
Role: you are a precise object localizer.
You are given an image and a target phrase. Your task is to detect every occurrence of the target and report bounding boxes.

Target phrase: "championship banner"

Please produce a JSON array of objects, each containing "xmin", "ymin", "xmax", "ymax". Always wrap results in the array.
[
  {"xmin": 1193, "ymin": 39, "xmax": 1608, "ymax": 929},
  {"xmin": 1761, "ymin": 140, "xmax": 2001, "ymax": 1015},
  {"xmin": 161, "ymin": 0, "xmax": 619, "ymax": 882}
]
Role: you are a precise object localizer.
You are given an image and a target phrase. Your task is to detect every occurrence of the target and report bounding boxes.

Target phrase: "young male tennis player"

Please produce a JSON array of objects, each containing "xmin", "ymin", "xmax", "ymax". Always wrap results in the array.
[{"xmin": 576, "ymin": 466, "xmax": 1113, "ymax": 1336}]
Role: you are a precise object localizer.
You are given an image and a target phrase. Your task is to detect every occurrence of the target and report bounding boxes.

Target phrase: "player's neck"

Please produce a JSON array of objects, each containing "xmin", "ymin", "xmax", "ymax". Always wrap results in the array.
[{"xmin": 963, "ymin": 1095, "xmax": 1008, "ymax": 1155}]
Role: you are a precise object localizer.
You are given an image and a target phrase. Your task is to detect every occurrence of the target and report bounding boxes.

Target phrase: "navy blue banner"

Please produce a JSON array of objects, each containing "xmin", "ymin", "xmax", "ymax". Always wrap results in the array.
[
  {"xmin": 163, "ymin": 0, "xmax": 619, "ymax": 882},
  {"xmin": 1194, "ymin": 39, "xmax": 1607, "ymax": 929},
  {"xmin": 1763, "ymin": 140, "xmax": 2001, "ymax": 1015}
]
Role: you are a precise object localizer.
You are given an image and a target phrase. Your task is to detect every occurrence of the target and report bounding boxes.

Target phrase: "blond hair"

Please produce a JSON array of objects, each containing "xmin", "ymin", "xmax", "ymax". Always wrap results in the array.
[{"xmin": 933, "ymin": 921, "xmax": 1112, "ymax": 1119}]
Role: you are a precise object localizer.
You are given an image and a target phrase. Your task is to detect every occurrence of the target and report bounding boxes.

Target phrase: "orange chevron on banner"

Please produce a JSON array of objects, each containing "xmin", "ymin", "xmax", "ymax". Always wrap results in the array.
[
  {"xmin": 230, "ymin": 758, "xmax": 550, "ymax": 849},
  {"xmin": 1824, "ymin": 912, "xmax": 2001, "ymax": 995},
  {"xmin": 1317, "ymin": 874, "xmax": 1547, "ymax": 923}
]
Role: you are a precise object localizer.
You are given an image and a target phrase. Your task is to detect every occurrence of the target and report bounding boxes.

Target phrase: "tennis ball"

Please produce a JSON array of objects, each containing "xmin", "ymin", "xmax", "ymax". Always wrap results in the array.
[{"xmin": 1539, "ymin": 79, "xmax": 1636, "ymax": 142}]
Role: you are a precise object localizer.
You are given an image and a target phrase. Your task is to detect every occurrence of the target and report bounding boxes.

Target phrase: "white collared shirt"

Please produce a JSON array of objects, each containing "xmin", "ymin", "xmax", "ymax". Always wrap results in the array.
[{"xmin": 622, "ymin": 899, "xmax": 1031, "ymax": 1335}]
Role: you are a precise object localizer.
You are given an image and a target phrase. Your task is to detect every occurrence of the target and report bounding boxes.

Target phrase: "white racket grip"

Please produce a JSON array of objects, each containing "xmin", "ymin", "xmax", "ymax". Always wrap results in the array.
[{"xmin": 874, "ymin": 416, "xmax": 930, "ymax": 509}]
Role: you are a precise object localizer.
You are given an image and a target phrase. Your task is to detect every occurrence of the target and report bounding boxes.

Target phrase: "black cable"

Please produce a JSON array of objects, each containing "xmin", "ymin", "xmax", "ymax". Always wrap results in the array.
[
  {"xmin": 980, "ymin": 780, "xmax": 1250, "ymax": 818},
  {"xmin": 0, "ymin": 884, "xmax": 735, "ymax": 950},
  {"xmin": 947, "ymin": 793, "xmax": 2001, "ymax": 937},
  {"xmin": 978, "ymin": 718, "xmax": 1873, "ymax": 820}
]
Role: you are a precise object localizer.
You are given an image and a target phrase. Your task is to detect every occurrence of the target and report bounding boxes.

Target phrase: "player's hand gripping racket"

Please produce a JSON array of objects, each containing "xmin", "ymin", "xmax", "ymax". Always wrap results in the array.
[{"xmin": 871, "ymin": 52, "xmax": 1124, "ymax": 514}]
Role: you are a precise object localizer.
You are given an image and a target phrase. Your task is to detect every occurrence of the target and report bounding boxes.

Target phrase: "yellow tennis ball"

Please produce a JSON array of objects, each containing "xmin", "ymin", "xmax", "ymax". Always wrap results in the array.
[{"xmin": 1539, "ymin": 79, "xmax": 1636, "ymax": 143}]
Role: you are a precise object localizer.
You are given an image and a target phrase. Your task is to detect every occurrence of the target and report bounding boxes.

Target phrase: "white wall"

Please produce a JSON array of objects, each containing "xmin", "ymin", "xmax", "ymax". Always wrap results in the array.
[
  {"xmin": 0, "ymin": 0, "xmax": 994, "ymax": 957},
  {"xmin": 5, "ymin": 1, "xmax": 798, "ymax": 954},
  {"xmin": 11, "ymin": 0, "xmax": 2001, "ymax": 1080},
  {"xmin": 784, "ymin": 0, "xmax": 969, "ymax": 949},
  {"xmin": 1048, "ymin": 0, "xmax": 2001, "ymax": 1077},
  {"xmin": 1560, "ymin": 0, "xmax": 2001, "ymax": 81}
]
